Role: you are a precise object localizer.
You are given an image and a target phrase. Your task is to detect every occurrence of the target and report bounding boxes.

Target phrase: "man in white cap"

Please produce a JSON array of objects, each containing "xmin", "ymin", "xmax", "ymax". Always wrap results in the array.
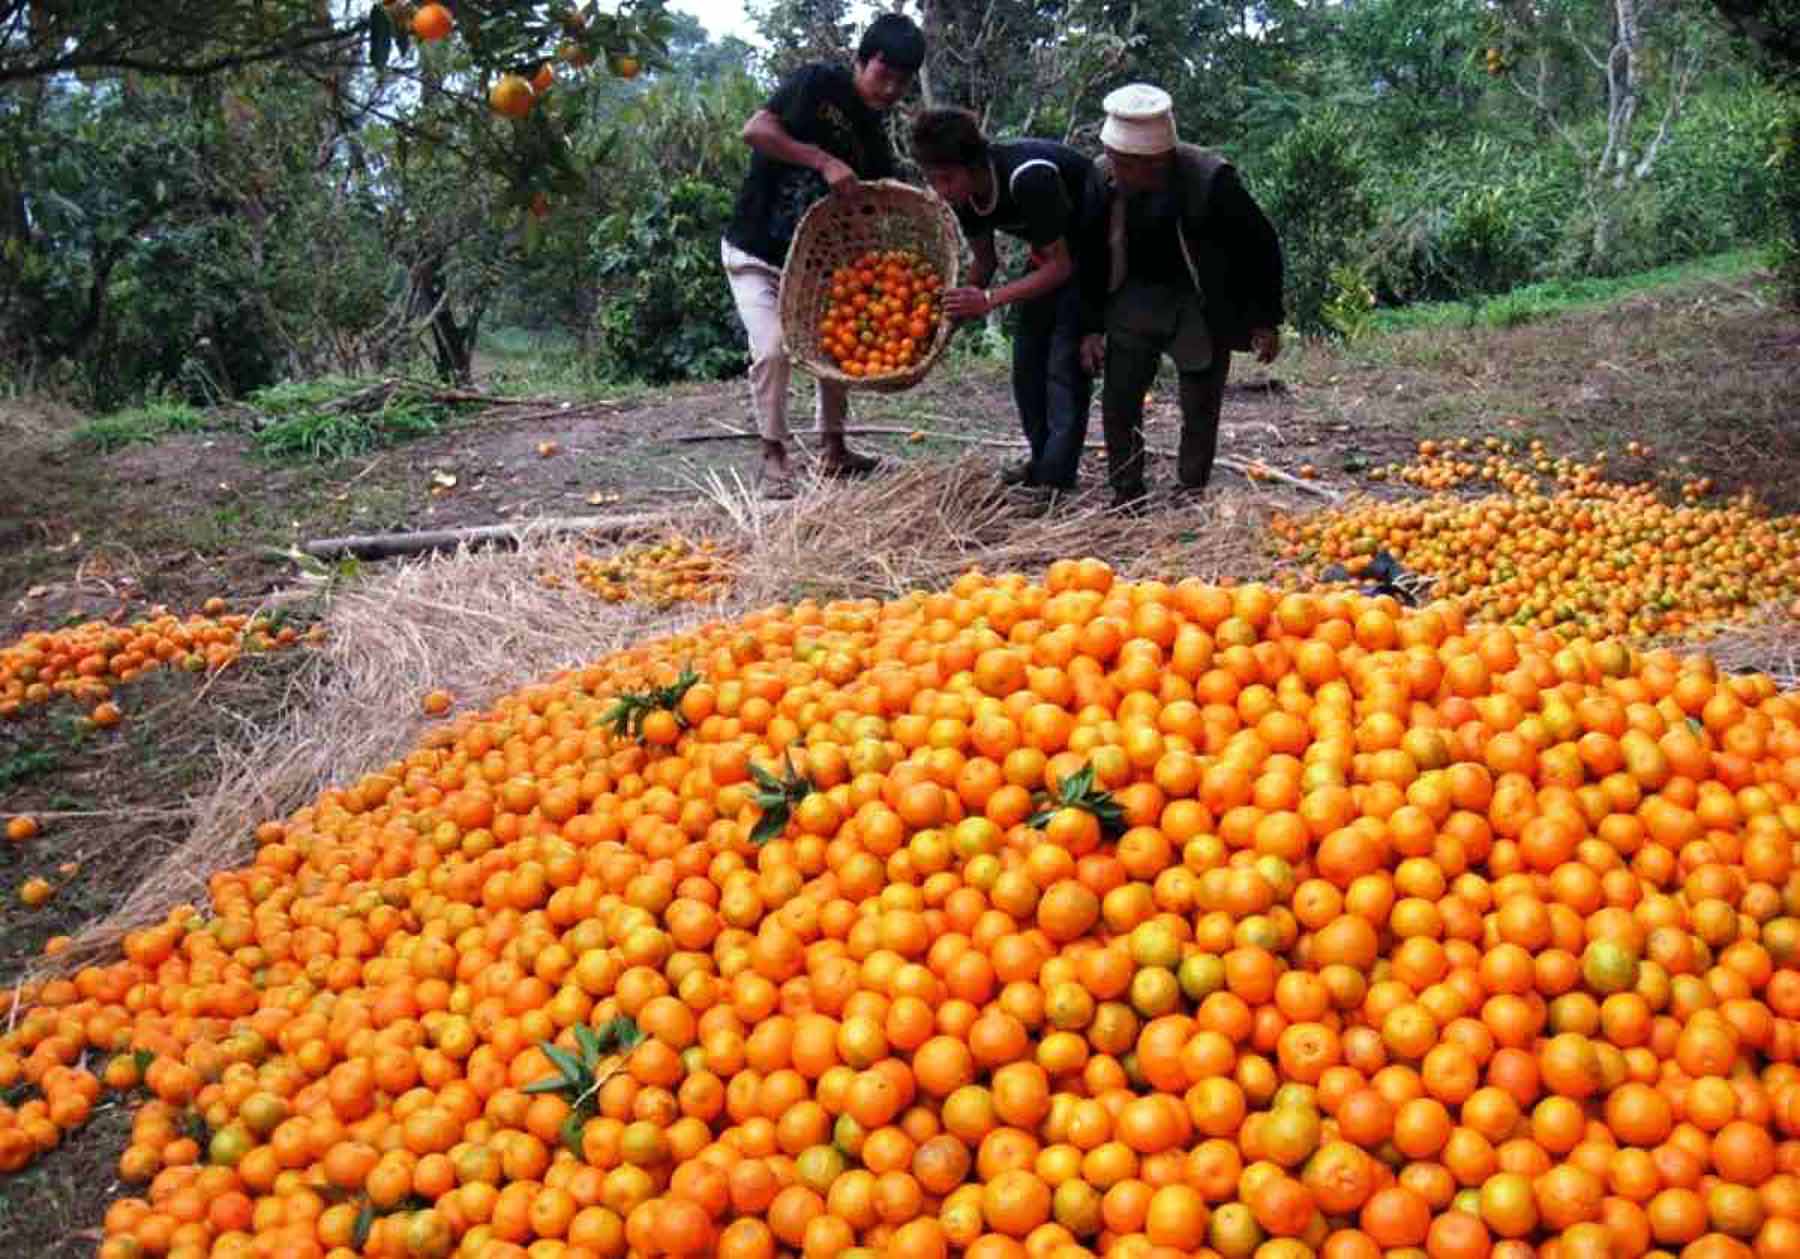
[{"xmin": 1079, "ymin": 83, "xmax": 1284, "ymax": 510}]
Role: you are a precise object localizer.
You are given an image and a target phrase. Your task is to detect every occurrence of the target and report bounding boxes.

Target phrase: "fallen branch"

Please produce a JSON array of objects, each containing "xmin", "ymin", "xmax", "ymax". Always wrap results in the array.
[
  {"xmin": 309, "ymin": 377, "xmax": 557, "ymax": 415},
  {"xmin": 302, "ymin": 512, "xmax": 680, "ymax": 561}
]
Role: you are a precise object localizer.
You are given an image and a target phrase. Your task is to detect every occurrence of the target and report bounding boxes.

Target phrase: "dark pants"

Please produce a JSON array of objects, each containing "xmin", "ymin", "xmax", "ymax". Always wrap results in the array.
[
  {"xmin": 1011, "ymin": 280, "xmax": 1092, "ymax": 490},
  {"xmin": 1101, "ymin": 339, "xmax": 1232, "ymax": 500}
]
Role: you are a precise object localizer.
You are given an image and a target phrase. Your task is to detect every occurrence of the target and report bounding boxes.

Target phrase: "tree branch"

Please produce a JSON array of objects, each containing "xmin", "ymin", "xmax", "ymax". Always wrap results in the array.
[
  {"xmin": 0, "ymin": 21, "xmax": 363, "ymax": 84},
  {"xmin": 1632, "ymin": 37, "xmax": 1705, "ymax": 181}
]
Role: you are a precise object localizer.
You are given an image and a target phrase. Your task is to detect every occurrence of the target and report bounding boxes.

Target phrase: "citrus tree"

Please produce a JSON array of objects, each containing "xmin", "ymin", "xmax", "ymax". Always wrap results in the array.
[{"xmin": 1, "ymin": 2, "xmax": 670, "ymax": 85}]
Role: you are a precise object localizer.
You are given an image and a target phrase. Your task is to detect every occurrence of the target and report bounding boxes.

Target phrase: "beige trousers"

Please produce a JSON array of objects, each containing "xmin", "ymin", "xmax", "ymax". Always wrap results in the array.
[{"xmin": 721, "ymin": 238, "xmax": 849, "ymax": 444}]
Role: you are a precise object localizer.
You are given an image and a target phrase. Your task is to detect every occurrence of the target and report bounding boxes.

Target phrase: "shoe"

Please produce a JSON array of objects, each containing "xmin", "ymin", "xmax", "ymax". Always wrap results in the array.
[
  {"xmin": 1008, "ymin": 486, "xmax": 1062, "ymax": 517},
  {"xmin": 761, "ymin": 473, "xmax": 797, "ymax": 501},
  {"xmin": 1108, "ymin": 489, "xmax": 1149, "ymax": 517},
  {"xmin": 998, "ymin": 460, "xmax": 1033, "ymax": 487},
  {"xmin": 821, "ymin": 447, "xmax": 880, "ymax": 480}
]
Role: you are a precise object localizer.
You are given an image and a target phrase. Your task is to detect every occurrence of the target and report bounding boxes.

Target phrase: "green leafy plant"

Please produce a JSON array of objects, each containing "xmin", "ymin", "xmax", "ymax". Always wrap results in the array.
[
  {"xmin": 0, "ymin": 745, "xmax": 62, "ymax": 793},
  {"xmin": 1028, "ymin": 764, "xmax": 1126, "ymax": 836},
  {"xmin": 1257, "ymin": 111, "xmax": 1376, "ymax": 334},
  {"xmin": 601, "ymin": 665, "xmax": 700, "ymax": 738},
  {"xmin": 72, "ymin": 400, "xmax": 210, "ymax": 452},
  {"xmin": 524, "ymin": 1018, "xmax": 646, "ymax": 1153},
  {"xmin": 252, "ymin": 398, "xmax": 448, "ymax": 461},
  {"xmin": 749, "ymin": 753, "xmax": 816, "ymax": 845},
  {"xmin": 1321, "ymin": 264, "xmax": 1378, "ymax": 341}
]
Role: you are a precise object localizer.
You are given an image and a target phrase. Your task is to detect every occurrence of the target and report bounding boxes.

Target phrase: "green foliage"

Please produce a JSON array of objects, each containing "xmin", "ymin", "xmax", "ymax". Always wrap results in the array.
[
  {"xmin": 1321, "ymin": 265, "xmax": 1379, "ymax": 342},
  {"xmin": 523, "ymin": 1019, "xmax": 644, "ymax": 1153},
  {"xmin": 1771, "ymin": 97, "xmax": 1800, "ymax": 306},
  {"xmin": 582, "ymin": 71, "xmax": 762, "ymax": 382},
  {"xmin": 591, "ymin": 177, "xmax": 744, "ymax": 381},
  {"xmin": 248, "ymin": 381, "xmax": 452, "ymax": 461},
  {"xmin": 1256, "ymin": 111, "xmax": 1375, "ymax": 334},
  {"xmin": 72, "ymin": 401, "xmax": 209, "ymax": 452},
  {"xmin": 601, "ymin": 666, "xmax": 701, "ymax": 739},
  {"xmin": 1028, "ymin": 764, "xmax": 1125, "ymax": 836},
  {"xmin": 1367, "ymin": 249, "xmax": 1764, "ymax": 334},
  {"xmin": 0, "ymin": 744, "xmax": 62, "ymax": 794},
  {"xmin": 749, "ymin": 754, "xmax": 817, "ymax": 845}
]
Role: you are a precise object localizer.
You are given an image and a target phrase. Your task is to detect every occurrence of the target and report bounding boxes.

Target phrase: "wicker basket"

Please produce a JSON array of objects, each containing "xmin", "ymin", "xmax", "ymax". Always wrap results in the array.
[{"xmin": 778, "ymin": 180, "xmax": 964, "ymax": 394}]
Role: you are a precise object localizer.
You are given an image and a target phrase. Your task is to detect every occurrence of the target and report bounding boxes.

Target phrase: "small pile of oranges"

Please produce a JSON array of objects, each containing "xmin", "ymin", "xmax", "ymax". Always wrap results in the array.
[
  {"xmin": 1366, "ymin": 440, "xmax": 1613, "ymax": 498},
  {"xmin": 1, "ymin": 563, "xmax": 1799, "ymax": 1259},
  {"xmin": 0, "ymin": 600, "xmax": 316, "ymax": 723},
  {"xmin": 539, "ymin": 538, "xmax": 733, "ymax": 607},
  {"xmin": 818, "ymin": 249, "xmax": 944, "ymax": 379},
  {"xmin": 1276, "ymin": 489, "xmax": 1800, "ymax": 638}
]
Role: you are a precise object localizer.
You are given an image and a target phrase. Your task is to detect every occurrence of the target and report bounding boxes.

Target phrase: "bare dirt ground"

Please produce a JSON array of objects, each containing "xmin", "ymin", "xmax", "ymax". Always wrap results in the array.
[{"xmin": 0, "ymin": 268, "xmax": 1795, "ymax": 1251}]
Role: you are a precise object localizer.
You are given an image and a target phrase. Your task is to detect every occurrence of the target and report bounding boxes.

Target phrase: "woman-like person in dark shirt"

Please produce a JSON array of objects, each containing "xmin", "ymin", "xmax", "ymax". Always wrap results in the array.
[{"xmin": 912, "ymin": 108, "xmax": 1098, "ymax": 502}]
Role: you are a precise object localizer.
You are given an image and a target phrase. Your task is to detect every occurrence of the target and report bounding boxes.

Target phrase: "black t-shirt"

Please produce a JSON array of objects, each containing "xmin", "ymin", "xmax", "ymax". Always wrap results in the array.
[
  {"xmin": 1125, "ymin": 185, "xmax": 1193, "ymax": 290},
  {"xmin": 953, "ymin": 139, "xmax": 1093, "ymax": 252},
  {"xmin": 725, "ymin": 63, "xmax": 897, "ymax": 267}
]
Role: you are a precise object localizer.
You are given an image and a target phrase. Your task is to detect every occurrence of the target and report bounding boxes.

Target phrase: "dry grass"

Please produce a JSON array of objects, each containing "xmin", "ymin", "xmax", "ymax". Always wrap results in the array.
[
  {"xmin": 694, "ymin": 456, "xmax": 1304, "ymax": 606},
  {"xmin": 1661, "ymin": 605, "xmax": 1800, "ymax": 691}
]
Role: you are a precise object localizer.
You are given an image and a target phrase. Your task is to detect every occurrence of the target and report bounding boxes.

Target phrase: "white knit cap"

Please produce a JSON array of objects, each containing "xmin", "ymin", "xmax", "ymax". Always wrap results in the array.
[{"xmin": 1100, "ymin": 84, "xmax": 1177, "ymax": 155}]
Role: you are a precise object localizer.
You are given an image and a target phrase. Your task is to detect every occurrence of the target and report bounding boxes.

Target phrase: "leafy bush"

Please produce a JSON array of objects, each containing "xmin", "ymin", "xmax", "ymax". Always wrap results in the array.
[
  {"xmin": 248, "ymin": 379, "xmax": 449, "ymax": 461},
  {"xmin": 1254, "ymin": 112, "xmax": 1375, "ymax": 334},
  {"xmin": 1773, "ymin": 100, "xmax": 1800, "ymax": 307},
  {"xmin": 590, "ymin": 176, "xmax": 747, "ymax": 383},
  {"xmin": 581, "ymin": 72, "xmax": 761, "ymax": 383},
  {"xmin": 1321, "ymin": 265, "xmax": 1378, "ymax": 341},
  {"xmin": 1438, "ymin": 185, "xmax": 1542, "ymax": 297},
  {"xmin": 72, "ymin": 400, "xmax": 210, "ymax": 452}
]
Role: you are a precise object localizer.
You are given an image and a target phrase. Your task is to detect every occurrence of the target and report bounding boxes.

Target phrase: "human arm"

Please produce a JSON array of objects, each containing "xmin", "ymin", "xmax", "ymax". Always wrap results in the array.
[
  {"xmin": 742, "ymin": 108, "xmax": 858, "ymax": 193},
  {"xmin": 944, "ymin": 238, "xmax": 1074, "ymax": 320},
  {"xmin": 1211, "ymin": 165, "xmax": 1284, "ymax": 346}
]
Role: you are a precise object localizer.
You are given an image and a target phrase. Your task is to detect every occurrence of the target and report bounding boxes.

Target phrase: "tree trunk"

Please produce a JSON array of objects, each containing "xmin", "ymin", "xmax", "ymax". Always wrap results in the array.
[{"xmin": 406, "ymin": 251, "xmax": 479, "ymax": 385}]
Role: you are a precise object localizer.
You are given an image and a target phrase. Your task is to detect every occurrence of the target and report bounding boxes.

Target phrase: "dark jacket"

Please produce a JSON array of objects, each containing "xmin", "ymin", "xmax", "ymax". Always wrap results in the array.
[{"xmin": 1079, "ymin": 143, "xmax": 1285, "ymax": 351}]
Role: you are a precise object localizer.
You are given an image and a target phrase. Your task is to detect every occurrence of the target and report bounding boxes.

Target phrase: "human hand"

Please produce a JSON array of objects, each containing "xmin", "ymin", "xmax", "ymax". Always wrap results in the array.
[
  {"xmin": 943, "ymin": 287, "xmax": 992, "ymax": 321},
  {"xmin": 1080, "ymin": 334, "xmax": 1105, "ymax": 375},
  {"xmin": 820, "ymin": 157, "xmax": 858, "ymax": 194},
  {"xmin": 1250, "ymin": 327, "xmax": 1281, "ymax": 364}
]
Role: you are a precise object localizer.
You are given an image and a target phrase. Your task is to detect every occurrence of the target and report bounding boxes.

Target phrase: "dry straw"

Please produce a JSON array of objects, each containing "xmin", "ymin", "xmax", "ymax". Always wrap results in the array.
[
  {"xmin": 778, "ymin": 180, "xmax": 963, "ymax": 393},
  {"xmin": 693, "ymin": 456, "xmax": 1298, "ymax": 606},
  {"xmin": 1660, "ymin": 605, "xmax": 1800, "ymax": 692}
]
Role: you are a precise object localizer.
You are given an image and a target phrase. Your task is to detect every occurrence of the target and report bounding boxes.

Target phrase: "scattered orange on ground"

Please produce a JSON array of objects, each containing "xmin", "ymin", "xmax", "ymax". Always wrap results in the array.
[
  {"xmin": 542, "ymin": 536, "xmax": 733, "ymax": 607},
  {"xmin": 0, "ymin": 606, "xmax": 316, "ymax": 721},
  {"xmin": 1278, "ymin": 487, "xmax": 1799, "ymax": 638},
  {"xmin": 0, "ymin": 563, "xmax": 1793, "ymax": 1259}
]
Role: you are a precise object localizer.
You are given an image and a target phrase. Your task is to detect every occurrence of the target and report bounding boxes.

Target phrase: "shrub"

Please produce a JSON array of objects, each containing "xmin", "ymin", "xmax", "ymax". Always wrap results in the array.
[
  {"xmin": 1254, "ymin": 112, "xmax": 1375, "ymax": 334},
  {"xmin": 591, "ymin": 176, "xmax": 747, "ymax": 383}
]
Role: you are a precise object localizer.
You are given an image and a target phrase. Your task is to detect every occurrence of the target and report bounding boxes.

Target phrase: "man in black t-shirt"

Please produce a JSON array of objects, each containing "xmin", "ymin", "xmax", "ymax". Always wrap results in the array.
[
  {"xmin": 721, "ymin": 15, "xmax": 925, "ymax": 499},
  {"xmin": 911, "ymin": 109, "xmax": 1095, "ymax": 498}
]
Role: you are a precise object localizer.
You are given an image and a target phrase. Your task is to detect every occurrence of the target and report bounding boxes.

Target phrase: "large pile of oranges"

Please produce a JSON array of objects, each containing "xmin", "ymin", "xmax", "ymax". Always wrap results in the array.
[
  {"xmin": 818, "ymin": 249, "xmax": 944, "ymax": 379},
  {"xmin": 3, "ymin": 562, "xmax": 1800, "ymax": 1259},
  {"xmin": 0, "ymin": 602, "xmax": 316, "ymax": 723},
  {"xmin": 1276, "ymin": 490, "xmax": 1800, "ymax": 639},
  {"xmin": 540, "ymin": 538, "xmax": 733, "ymax": 608}
]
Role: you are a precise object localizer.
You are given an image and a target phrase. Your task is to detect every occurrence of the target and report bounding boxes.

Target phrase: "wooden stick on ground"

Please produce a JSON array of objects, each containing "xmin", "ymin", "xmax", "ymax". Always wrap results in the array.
[{"xmin": 302, "ymin": 512, "xmax": 681, "ymax": 561}]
